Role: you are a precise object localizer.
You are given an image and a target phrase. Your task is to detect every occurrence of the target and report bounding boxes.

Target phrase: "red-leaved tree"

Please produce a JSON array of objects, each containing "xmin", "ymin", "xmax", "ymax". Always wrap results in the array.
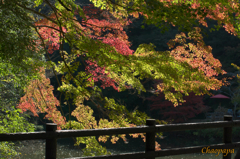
[
  {"xmin": 147, "ymin": 89, "xmax": 210, "ymax": 123},
  {"xmin": 16, "ymin": 2, "xmax": 163, "ymax": 153},
  {"xmin": 14, "ymin": 0, "xmax": 240, "ymax": 155}
]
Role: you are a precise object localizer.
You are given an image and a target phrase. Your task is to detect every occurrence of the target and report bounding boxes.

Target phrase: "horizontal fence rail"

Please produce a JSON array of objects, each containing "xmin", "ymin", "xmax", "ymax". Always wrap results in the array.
[{"xmin": 0, "ymin": 115, "xmax": 240, "ymax": 159}]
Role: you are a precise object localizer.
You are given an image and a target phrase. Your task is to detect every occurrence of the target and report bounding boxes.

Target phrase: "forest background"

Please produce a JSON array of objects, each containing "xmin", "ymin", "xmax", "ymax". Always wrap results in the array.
[{"xmin": 1, "ymin": 0, "xmax": 240, "ymax": 158}]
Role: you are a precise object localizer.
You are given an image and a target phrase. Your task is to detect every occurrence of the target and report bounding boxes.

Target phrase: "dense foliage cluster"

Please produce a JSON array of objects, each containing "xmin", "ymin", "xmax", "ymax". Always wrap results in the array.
[{"xmin": 1, "ymin": 0, "xmax": 240, "ymax": 158}]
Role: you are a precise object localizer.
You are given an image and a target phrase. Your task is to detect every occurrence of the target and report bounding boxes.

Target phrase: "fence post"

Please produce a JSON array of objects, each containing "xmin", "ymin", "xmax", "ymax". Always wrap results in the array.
[
  {"xmin": 223, "ymin": 115, "xmax": 232, "ymax": 159},
  {"xmin": 46, "ymin": 123, "xmax": 57, "ymax": 159},
  {"xmin": 146, "ymin": 119, "xmax": 156, "ymax": 159}
]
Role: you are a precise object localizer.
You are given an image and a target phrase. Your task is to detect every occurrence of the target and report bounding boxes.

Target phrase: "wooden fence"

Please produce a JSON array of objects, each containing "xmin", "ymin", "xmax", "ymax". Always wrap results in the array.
[{"xmin": 1, "ymin": 115, "xmax": 240, "ymax": 159}]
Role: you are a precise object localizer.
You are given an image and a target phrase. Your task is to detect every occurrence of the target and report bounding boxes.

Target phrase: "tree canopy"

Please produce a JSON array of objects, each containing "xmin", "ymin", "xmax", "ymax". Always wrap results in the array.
[
  {"xmin": 0, "ymin": 1, "xmax": 43, "ymax": 157},
  {"xmin": 1, "ymin": 0, "xmax": 240, "ymax": 157}
]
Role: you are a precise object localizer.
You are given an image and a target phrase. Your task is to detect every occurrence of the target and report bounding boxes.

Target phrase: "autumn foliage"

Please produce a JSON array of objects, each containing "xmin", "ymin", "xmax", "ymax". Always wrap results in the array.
[
  {"xmin": 147, "ymin": 90, "xmax": 209, "ymax": 123},
  {"xmin": 12, "ymin": 0, "xmax": 240, "ymax": 156},
  {"xmin": 17, "ymin": 67, "xmax": 66, "ymax": 130},
  {"xmin": 16, "ymin": 2, "xmax": 163, "ymax": 154}
]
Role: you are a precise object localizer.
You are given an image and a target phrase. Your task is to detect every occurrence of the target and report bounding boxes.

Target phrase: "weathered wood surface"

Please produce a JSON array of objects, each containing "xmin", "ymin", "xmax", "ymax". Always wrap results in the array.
[
  {"xmin": 0, "ymin": 117, "xmax": 240, "ymax": 159},
  {"xmin": 0, "ymin": 120, "xmax": 240, "ymax": 141}
]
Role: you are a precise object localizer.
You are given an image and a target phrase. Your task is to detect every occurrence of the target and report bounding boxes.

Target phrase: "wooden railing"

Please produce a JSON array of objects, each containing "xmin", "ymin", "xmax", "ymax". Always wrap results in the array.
[{"xmin": 0, "ymin": 115, "xmax": 240, "ymax": 159}]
